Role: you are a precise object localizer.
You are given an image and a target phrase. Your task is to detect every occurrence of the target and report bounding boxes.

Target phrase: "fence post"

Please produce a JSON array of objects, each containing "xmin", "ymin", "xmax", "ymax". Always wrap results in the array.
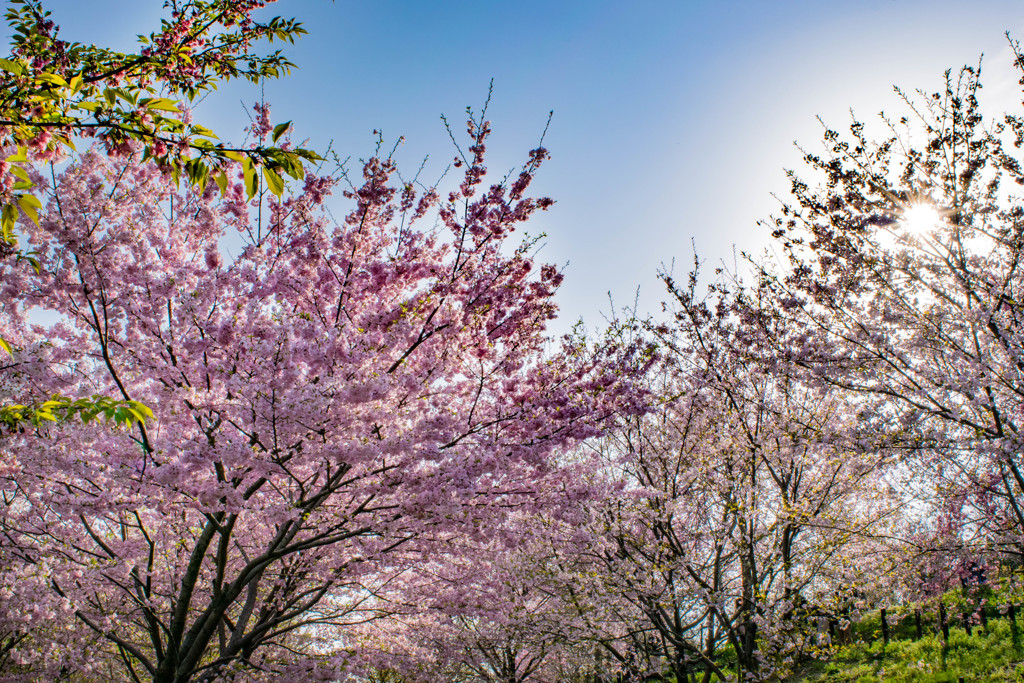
[
  {"xmin": 915, "ymin": 609, "xmax": 922, "ymax": 640},
  {"xmin": 1011, "ymin": 603, "xmax": 1020, "ymax": 650},
  {"xmin": 880, "ymin": 608, "xmax": 889, "ymax": 645},
  {"xmin": 939, "ymin": 600, "xmax": 950, "ymax": 670}
]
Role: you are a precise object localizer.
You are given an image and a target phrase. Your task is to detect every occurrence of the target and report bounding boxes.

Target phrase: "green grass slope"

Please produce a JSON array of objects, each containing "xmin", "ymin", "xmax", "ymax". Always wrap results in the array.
[{"xmin": 795, "ymin": 617, "xmax": 1024, "ymax": 681}]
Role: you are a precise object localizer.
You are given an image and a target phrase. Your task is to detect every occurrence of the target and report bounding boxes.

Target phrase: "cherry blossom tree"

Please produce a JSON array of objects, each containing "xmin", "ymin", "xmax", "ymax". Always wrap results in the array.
[
  {"xmin": 0, "ymin": 0, "xmax": 320, "ymax": 429},
  {"xmin": 356, "ymin": 528, "xmax": 591, "ymax": 683},
  {"xmin": 0, "ymin": 101, "xmax": 645, "ymax": 681},
  {"xmin": 564, "ymin": 271, "xmax": 902, "ymax": 683},
  {"xmin": 0, "ymin": 0, "xmax": 314, "ymax": 248},
  {"xmin": 752, "ymin": 50, "xmax": 1024, "ymax": 565}
]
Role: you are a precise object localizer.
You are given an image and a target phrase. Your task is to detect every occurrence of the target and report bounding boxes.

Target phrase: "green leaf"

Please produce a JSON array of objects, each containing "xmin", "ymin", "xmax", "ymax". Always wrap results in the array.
[
  {"xmin": 2, "ymin": 202, "xmax": 17, "ymax": 231},
  {"xmin": 294, "ymin": 149, "xmax": 323, "ymax": 162},
  {"xmin": 187, "ymin": 160, "xmax": 209, "ymax": 190},
  {"xmin": 36, "ymin": 73, "xmax": 67, "ymax": 87},
  {"xmin": 0, "ymin": 337, "xmax": 12, "ymax": 356},
  {"xmin": 215, "ymin": 170, "xmax": 228, "ymax": 195},
  {"xmin": 190, "ymin": 125, "xmax": 218, "ymax": 139},
  {"xmin": 114, "ymin": 88, "xmax": 137, "ymax": 106},
  {"xmin": 146, "ymin": 97, "xmax": 179, "ymax": 112},
  {"xmin": 127, "ymin": 401, "xmax": 154, "ymax": 421},
  {"xmin": 17, "ymin": 193, "xmax": 40, "ymax": 225},
  {"xmin": 243, "ymin": 158, "xmax": 258, "ymax": 199},
  {"xmin": 0, "ymin": 58, "xmax": 24, "ymax": 74},
  {"xmin": 272, "ymin": 121, "xmax": 291, "ymax": 143},
  {"xmin": 263, "ymin": 167, "xmax": 284, "ymax": 196}
]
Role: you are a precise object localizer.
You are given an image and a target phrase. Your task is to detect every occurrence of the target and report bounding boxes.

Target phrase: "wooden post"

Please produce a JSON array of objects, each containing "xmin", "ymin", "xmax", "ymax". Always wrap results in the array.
[
  {"xmin": 963, "ymin": 610, "xmax": 972, "ymax": 636},
  {"xmin": 838, "ymin": 603, "xmax": 853, "ymax": 645},
  {"xmin": 1011, "ymin": 603, "xmax": 1020, "ymax": 650},
  {"xmin": 880, "ymin": 608, "xmax": 889, "ymax": 645},
  {"xmin": 915, "ymin": 609, "xmax": 922, "ymax": 640},
  {"xmin": 980, "ymin": 604, "xmax": 988, "ymax": 630},
  {"xmin": 940, "ymin": 601, "xmax": 950, "ymax": 671}
]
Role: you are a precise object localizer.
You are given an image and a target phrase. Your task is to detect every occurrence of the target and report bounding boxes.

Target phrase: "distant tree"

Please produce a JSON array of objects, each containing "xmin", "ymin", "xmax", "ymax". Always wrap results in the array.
[
  {"xmin": 751, "ymin": 49, "xmax": 1024, "ymax": 566},
  {"xmin": 0, "ymin": 100, "xmax": 645, "ymax": 681},
  {"xmin": 570, "ymin": 274, "xmax": 900, "ymax": 683},
  {"xmin": 359, "ymin": 525, "xmax": 590, "ymax": 683}
]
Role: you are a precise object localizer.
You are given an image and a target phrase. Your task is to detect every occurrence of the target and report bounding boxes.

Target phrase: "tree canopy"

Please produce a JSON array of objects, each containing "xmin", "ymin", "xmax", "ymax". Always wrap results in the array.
[{"xmin": 3, "ymin": 2, "xmax": 1024, "ymax": 682}]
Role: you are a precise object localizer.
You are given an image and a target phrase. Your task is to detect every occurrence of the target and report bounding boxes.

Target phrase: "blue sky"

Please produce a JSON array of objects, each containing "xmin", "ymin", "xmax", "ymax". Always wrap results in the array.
[{"xmin": 30, "ymin": 0, "xmax": 1024, "ymax": 333}]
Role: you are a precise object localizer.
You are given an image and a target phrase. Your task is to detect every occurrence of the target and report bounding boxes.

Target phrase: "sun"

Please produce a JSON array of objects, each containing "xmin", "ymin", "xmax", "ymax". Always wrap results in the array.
[{"xmin": 900, "ymin": 203, "xmax": 943, "ymax": 234}]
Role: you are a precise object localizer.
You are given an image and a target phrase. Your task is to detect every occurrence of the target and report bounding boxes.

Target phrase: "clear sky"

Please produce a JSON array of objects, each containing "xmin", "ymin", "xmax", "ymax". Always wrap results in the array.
[{"xmin": 25, "ymin": 0, "xmax": 1024, "ymax": 333}]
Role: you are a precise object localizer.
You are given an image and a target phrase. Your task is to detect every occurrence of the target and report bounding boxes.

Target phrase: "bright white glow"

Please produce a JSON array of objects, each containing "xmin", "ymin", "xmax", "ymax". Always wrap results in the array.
[{"xmin": 901, "ymin": 203, "xmax": 942, "ymax": 234}]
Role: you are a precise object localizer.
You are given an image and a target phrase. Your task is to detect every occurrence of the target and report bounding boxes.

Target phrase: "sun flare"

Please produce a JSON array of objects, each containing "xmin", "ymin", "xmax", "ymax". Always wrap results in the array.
[{"xmin": 900, "ymin": 203, "xmax": 942, "ymax": 234}]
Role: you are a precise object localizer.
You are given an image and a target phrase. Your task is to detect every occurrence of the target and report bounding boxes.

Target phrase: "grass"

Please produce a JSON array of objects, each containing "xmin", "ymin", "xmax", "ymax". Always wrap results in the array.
[{"xmin": 795, "ymin": 616, "xmax": 1024, "ymax": 681}]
